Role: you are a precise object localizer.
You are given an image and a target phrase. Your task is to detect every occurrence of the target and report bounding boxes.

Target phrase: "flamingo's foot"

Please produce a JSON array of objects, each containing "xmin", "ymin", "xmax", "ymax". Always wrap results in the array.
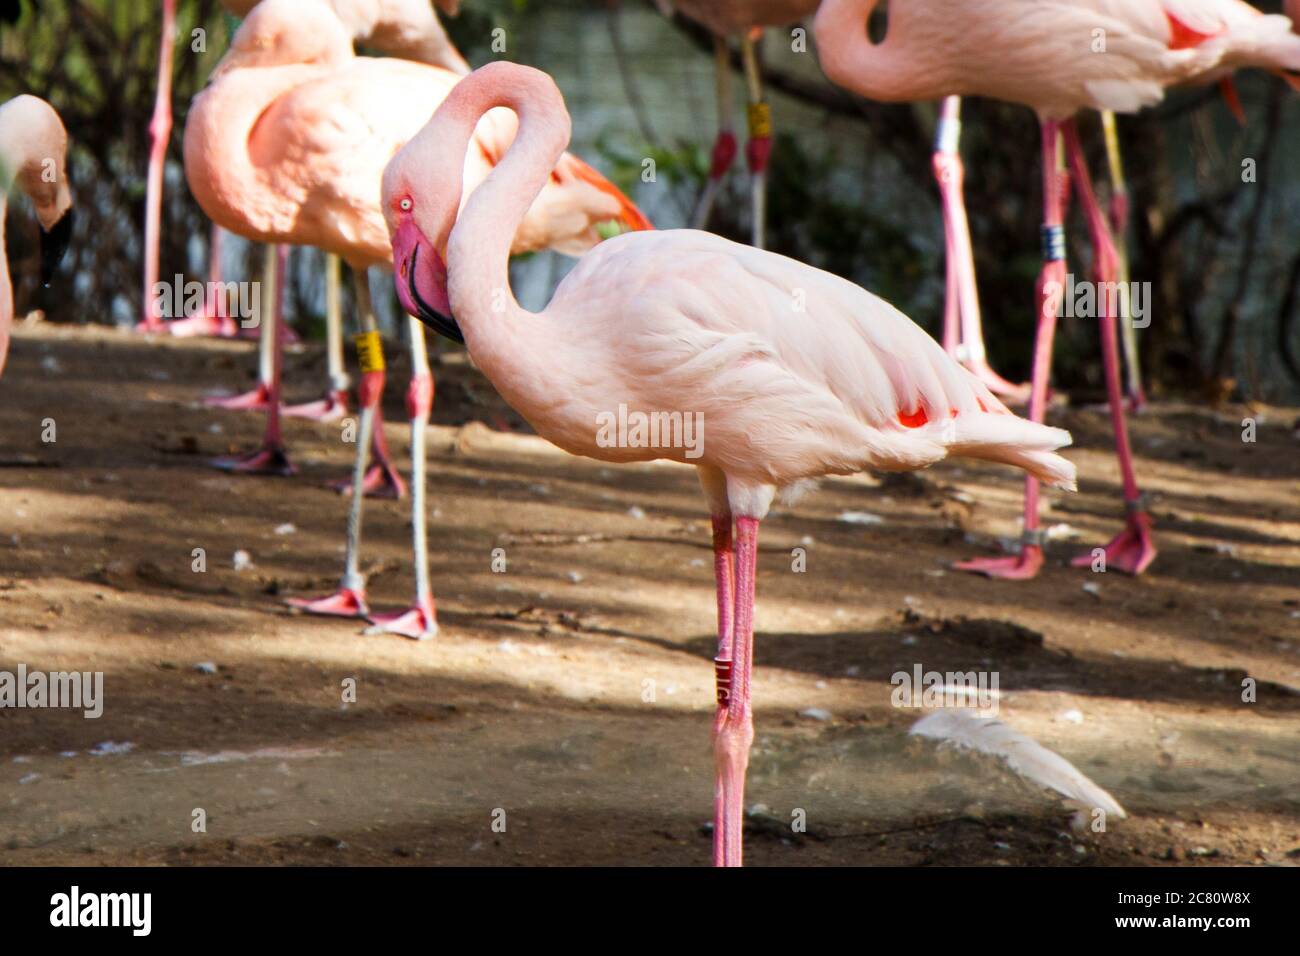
[
  {"xmin": 236, "ymin": 322, "xmax": 301, "ymax": 344},
  {"xmin": 209, "ymin": 444, "xmax": 295, "ymax": 477},
  {"xmin": 966, "ymin": 363, "xmax": 1032, "ymax": 405},
  {"xmin": 1071, "ymin": 510, "xmax": 1156, "ymax": 576},
  {"xmin": 283, "ymin": 390, "xmax": 350, "ymax": 423},
  {"xmin": 1125, "ymin": 390, "xmax": 1148, "ymax": 415},
  {"xmin": 329, "ymin": 461, "xmax": 406, "ymax": 500},
  {"xmin": 364, "ymin": 600, "xmax": 438, "ymax": 640},
  {"xmin": 166, "ymin": 312, "xmax": 239, "ymax": 339},
  {"xmin": 286, "ymin": 586, "xmax": 368, "ymax": 619},
  {"xmin": 205, "ymin": 384, "xmax": 272, "ymax": 411},
  {"xmin": 953, "ymin": 542, "xmax": 1045, "ymax": 580}
]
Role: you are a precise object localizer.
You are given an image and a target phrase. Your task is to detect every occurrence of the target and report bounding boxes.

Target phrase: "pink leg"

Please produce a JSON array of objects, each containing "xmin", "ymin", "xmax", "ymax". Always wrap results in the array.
[
  {"xmin": 713, "ymin": 515, "xmax": 757, "ymax": 867},
  {"xmin": 956, "ymin": 118, "xmax": 1068, "ymax": 580},
  {"xmin": 366, "ymin": 341, "xmax": 438, "ymax": 639},
  {"xmin": 1061, "ymin": 121, "xmax": 1156, "ymax": 576},
  {"xmin": 137, "ymin": 0, "xmax": 175, "ymax": 333},
  {"xmin": 709, "ymin": 513, "xmax": 736, "ymax": 866},
  {"xmin": 211, "ymin": 246, "xmax": 294, "ymax": 476},
  {"xmin": 328, "ymin": 409, "xmax": 405, "ymax": 498},
  {"xmin": 691, "ymin": 35, "xmax": 737, "ymax": 232},
  {"xmin": 933, "ymin": 97, "xmax": 1030, "ymax": 402}
]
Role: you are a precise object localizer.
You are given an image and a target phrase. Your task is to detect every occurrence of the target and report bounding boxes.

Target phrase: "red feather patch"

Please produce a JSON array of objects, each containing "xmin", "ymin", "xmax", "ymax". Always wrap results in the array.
[
  {"xmin": 1166, "ymin": 10, "xmax": 1221, "ymax": 50},
  {"xmin": 898, "ymin": 407, "xmax": 929, "ymax": 428}
]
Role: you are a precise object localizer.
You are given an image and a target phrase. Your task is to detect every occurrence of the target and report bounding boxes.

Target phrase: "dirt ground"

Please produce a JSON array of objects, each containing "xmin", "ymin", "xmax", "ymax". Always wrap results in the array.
[{"xmin": 1, "ymin": 321, "xmax": 1297, "ymax": 867}]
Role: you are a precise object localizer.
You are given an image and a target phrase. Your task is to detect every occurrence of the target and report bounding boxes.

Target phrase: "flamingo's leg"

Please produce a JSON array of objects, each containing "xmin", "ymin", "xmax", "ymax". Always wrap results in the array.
[
  {"xmin": 956, "ymin": 119, "xmax": 1068, "ymax": 580},
  {"xmin": 710, "ymin": 512, "xmax": 736, "ymax": 867},
  {"xmin": 366, "ymin": 317, "xmax": 438, "ymax": 640},
  {"xmin": 167, "ymin": 225, "xmax": 241, "ymax": 338},
  {"xmin": 691, "ymin": 35, "xmax": 737, "ymax": 232},
  {"xmin": 287, "ymin": 268, "xmax": 393, "ymax": 619},
  {"xmin": 137, "ymin": 0, "xmax": 175, "ymax": 333},
  {"xmin": 714, "ymin": 513, "xmax": 760, "ymax": 867},
  {"xmin": 211, "ymin": 245, "xmax": 295, "ymax": 476},
  {"xmin": 1100, "ymin": 110, "xmax": 1146, "ymax": 412},
  {"xmin": 285, "ymin": 252, "xmax": 351, "ymax": 421},
  {"xmin": 933, "ymin": 97, "xmax": 1030, "ymax": 402},
  {"xmin": 741, "ymin": 31, "xmax": 771, "ymax": 250},
  {"xmin": 1063, "ymin": 120, "xmax": 1156, "ymax": 577}
]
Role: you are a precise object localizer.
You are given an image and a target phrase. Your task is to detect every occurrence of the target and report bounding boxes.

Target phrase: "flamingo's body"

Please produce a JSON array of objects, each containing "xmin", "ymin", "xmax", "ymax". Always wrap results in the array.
[
  {"xmin": 185, "ymin": 0, "xmax": 648, "ymax": 637},
  {"xmin": 382, "ymin": 61, "xmax": 1076, "ymax": 865},
  {"xmin": 0, "ymin": 95, "xmax": 73, "ymax": 379},
  {"xmin": 815, "ymin": 0, "xmax": 1300, "ymax": 579},
  {"xmin": 660, "ymin": 0, "xmax": 819, "ymax": 248},
  {"xmin": 143, "ymin": 0, "xmax": 472, "ymax": 336}
]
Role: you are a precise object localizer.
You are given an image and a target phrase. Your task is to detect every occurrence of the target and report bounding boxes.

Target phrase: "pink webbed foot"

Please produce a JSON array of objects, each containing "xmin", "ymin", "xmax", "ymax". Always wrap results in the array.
[
  {"xmin": 165, "ymin": 311, "xmax": 240, "ymax": 339},
  {"xmin": 364, "ymin": 600, "xmax": 438, "ymax": 641},
  {"xmin": 286, "ymin": 586, "xmax": 368, "ymax": 619},
  {"xmin": 205, "ymin": 384, "xmax": 273, "ymax": 412},
  {"xmin": 209, "ymin": 444, "xmax": 295, "ymax": 477},
  {"xmin": 1071, "ymin": 510, "xmax": 1156, "ymax": 576},
  {"xmin": 1125, "ymin": 389, "xmax": 1149, "ymax": 415},
  {"xmin": 953, "ymin": 543, "xmax": 1045, "ymax": 581},
  {"xmin": 329, "ymin": 461, "xmax": 406, "ymax": 500},
  {"xmin": 283, "ymin": 390, "xmax": 350, "ymax": 423}
]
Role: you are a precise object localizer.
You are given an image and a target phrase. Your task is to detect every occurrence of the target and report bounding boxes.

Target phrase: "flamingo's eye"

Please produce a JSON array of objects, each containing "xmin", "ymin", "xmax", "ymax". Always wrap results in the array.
[{"xmin": 399, "ymin": 198, "xmax": 413, "ymax": 212}]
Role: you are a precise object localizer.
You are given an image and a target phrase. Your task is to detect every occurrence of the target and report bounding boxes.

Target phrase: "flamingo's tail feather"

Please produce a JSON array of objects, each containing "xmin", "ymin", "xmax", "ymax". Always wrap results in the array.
[{"xmin": 933, "ymin": 413, "xmax": 1077, "ymax": 491}]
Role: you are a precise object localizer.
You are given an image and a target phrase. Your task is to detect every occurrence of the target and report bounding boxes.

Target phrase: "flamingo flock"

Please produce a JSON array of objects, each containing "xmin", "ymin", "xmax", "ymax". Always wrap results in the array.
[{"xmin": 4, "ymin": 0, "xmax": 1299, "ymax": 867}]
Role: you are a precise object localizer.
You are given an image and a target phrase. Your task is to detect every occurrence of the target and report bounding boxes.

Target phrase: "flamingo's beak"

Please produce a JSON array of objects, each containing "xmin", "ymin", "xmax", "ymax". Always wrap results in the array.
[
  {"xmin": 39, "ymin": 208, "xmax": 73, "ymax": 288},
  {"xmin": 392, "ymin": 218, "xmax": 461, "ymax": 344}
]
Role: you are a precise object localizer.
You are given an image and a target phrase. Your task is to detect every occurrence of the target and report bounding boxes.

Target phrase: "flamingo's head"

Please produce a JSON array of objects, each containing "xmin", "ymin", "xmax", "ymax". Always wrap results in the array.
[
  {"xmin": 5, "ymin": 95, "xmax": 73, "ymax": 286},
  {"xmin": 382, "ymin": 127, "xmax": 462, "ymax": 344}
]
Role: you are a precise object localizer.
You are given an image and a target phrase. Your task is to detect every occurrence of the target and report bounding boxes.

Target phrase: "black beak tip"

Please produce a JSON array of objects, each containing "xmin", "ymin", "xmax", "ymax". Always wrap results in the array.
[
  {"xmin": 39, "ymin": 208, "xmax": 74, "ymax": 288},
  {"xmin": 406, "ymin": 245, "xmax": 463, "ymax": 345}
]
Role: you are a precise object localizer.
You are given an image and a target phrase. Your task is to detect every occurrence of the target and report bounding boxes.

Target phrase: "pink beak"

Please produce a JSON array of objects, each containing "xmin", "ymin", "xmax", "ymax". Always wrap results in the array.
[{"xmin": 392, "ymin": 218, "xmax": 460, "ymax": 343}]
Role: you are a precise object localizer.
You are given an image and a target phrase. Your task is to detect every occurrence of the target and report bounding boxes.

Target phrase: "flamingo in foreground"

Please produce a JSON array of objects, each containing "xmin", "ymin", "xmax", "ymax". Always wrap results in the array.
[
  {"xmin": 815, "ymin": 0, "xmax": 1300, "ymax": 580},
  {"xmin": 1, "ymin": 95, "xmax": 73, "ymax": 379},
  {"xmin": 186, "ymin": 0, "xmax": 649, "ymax": 637},
  {"xmin": 382, "ymin": 61, "xmax": 1077, "ymax": 865},
  {"xmin": 660, "ymin": 0, "xmax": 820, "ymax": 249}
]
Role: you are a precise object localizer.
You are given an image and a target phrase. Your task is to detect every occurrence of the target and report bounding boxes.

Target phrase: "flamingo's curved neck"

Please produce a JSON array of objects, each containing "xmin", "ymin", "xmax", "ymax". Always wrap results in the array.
[
  {"xmin": 814, "ymin": 0, "xmax": 917, "ymax": 102},
  {"xmin": 183, "ymin": 63, "xmax": 331, "ymax": 241},
  {"xmin": 443, "ymin": 75, "xmax": 570, "ymax": 360}
]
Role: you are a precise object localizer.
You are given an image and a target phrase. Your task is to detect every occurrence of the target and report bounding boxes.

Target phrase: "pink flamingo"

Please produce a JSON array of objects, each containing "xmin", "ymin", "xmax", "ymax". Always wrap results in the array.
[
  {"xmin": 149, "ymin": 0, "xmax": 473, "ymax": 424},
  {"xmin": 659, "ymin": 1, "xmax": 820, "ymax": 248},
  {"xmin": 1, "ymin": 95, "xmax": 73, "ymax": 379},
  {"xmin": 815, "ymin": 0, "xmax": 1300, "ymax": 580},
  {"xmin": 382, "ymin": 61, "xmax": 1077, "ymax": 864},
  {"xmin": 186, "ymin": 0, "xmax": 650, "ymax": 637}
]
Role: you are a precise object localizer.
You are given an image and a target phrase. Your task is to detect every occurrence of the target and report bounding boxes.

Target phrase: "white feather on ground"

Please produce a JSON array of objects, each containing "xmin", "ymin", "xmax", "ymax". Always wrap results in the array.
[{"xmin": 910, "ymin": 710, "xmax": 1126, "ymax": 820}]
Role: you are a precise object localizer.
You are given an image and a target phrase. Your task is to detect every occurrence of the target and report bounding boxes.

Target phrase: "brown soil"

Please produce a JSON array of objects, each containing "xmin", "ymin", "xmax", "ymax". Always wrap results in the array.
[{"xmin": 1, "ymin": 322, "xmax": 1297, "ymax": 866}]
